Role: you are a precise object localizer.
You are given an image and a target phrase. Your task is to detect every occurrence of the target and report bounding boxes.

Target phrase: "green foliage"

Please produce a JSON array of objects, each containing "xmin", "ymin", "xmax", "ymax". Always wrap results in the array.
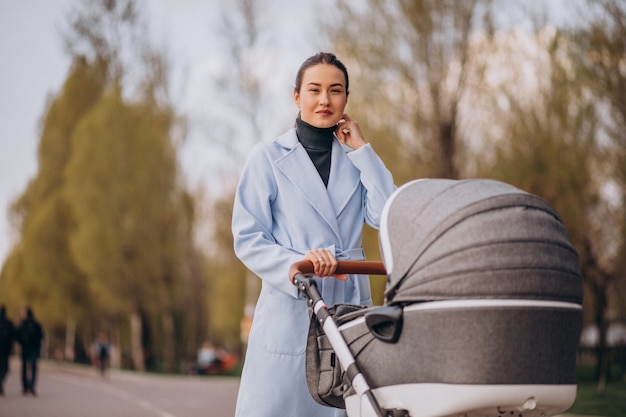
[
  {"xmin": 20, "ymin": 194, "xmax": 90, "ymax": 323},
  {"xmin": 205, "ymin": 258, "xmax": 246, "ymax": 351},
  {"xmin": 66, "ymin": 84, "xmax": 173, "ymax": 315},
  {"xmin": 204, "ymin": 193, "xmax": 247, "ymax": 351},
  {"xmin": 1, "ymin": 0, "xmax": 210, "ymax": 372},
  {"xmin": 0, "ymin": 246, "xmax": 27, "ymax": 315},
  {"xmin": 64, "ymin": 79, "xmax": 202, "ymax": 371},
  {"xmin": 362, "ymin": 225, "xmax": 386, "ymax": 305},
  {"xmin": 0, "ymin": 56, "xmax": 107, "ymax": 328},
  {"xmin": 481, "ymin": 31, "xmax": 599, "ymax": 250},
  {"xmin": 568, "ymin": 364, "xmax": 626, "ymax": 416},
  {"xmin": 576, "ymin": 0, "xmax": 626, "ymax": 272},
  {"xmin": 569, "ymin": 0, "xmax": 626, "ymax": 387},
  {"xmin": 24, "ymin": 57, "xmax": 107, "ymax": 206}
]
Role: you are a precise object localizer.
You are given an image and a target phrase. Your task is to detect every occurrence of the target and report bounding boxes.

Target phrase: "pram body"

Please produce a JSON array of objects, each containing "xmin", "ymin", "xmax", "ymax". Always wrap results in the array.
[{"xmin": 292, "ymin": 179, "xmax": 583, "ymax": 417}]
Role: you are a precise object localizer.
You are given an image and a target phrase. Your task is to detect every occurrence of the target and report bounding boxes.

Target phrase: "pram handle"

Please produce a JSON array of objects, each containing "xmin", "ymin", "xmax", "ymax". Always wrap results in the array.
[{"xmin": 289, "ymin": 260, "xmax": 386, "ymax": 283}]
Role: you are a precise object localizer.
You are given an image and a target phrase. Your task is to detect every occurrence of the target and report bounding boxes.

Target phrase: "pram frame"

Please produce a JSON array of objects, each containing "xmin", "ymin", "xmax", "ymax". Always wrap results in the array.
[{"xmin": 291, "ymin": 260, "xmax": 398, "ymax": 417}]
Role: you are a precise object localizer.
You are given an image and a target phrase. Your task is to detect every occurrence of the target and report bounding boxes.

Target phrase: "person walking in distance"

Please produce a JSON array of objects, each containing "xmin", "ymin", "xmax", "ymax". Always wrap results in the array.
[
  {"xmin": 16, "ymin": 307, "xmax": 44, "ymax": 396},
  {"xmin": 0, "ymin": 305, "xmax": 15, "ymax": 395},
  {"xmin": 92, "ymin": 332, "xmax": 110, "ymax": 377}
]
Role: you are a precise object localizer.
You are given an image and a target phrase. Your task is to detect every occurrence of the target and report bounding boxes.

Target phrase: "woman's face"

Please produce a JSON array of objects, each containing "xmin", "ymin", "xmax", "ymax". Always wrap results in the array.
[{"xmin": 294, "ymin": 64, "xmax": 348, "ymax": 129}]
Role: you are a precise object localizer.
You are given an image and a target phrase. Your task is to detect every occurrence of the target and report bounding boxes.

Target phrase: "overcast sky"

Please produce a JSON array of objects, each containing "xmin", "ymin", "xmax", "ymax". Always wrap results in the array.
[{"xmin": 1, "ymin": 0, "xmax": 72, "ymax": 264}]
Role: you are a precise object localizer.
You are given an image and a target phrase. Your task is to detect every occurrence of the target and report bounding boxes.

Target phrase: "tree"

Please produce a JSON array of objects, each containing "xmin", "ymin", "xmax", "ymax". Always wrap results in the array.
[
  {"xmin": 203, "ymin": 192, "xmax": 247, "ymax": 351},
  {"xmin": 200, "ymin": 0, "xmax": 291, "ymax": 349},
  {"xmin": 325, "ymin": 0, "xmax": 493, "ymax": 182},
  {"xmin": 473, "ymin": 27, "xmax": 600, "ymax": 245},
  {"xmin": 203, "ymin": 0, "xmax": 287, "ymax": 186},
  {"xmin": 0, "ymin": 56, "xmax": 108, "ymax": 359},
  {"xmin": 574, "ymin": 0, "xmax": 626, "ymax": 388},
  {"xmin": 58, "ymin": 0, "xmax": 207, "ymax": 373},
  {"xmin": 1, "ymin": 0, "xmax": 205, "ymax": 373},
  {"xmin": 66, "ymin": 80, "xmax": 181, "ymax": 369},
  {"xmin": 469, "ymin": 11, "xmax": 624, "ymax": 389}
]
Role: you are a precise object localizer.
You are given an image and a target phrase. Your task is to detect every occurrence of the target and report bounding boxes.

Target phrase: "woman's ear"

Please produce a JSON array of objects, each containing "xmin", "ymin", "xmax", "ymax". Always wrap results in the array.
[{"xmin": 293, "ymin": 89, "xmax": 300, "ymax": 108}]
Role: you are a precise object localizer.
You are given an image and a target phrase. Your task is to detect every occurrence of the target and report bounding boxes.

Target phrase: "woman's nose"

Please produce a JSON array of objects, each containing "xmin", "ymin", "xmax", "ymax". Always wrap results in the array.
[{"xmin": 319, "ymin": 92, "xmax": 330, "ymax": 105}]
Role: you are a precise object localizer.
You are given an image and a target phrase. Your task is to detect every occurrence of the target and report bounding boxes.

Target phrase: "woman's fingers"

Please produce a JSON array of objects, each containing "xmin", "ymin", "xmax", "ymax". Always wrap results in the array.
[
  {"xmin": 336, "ymin": 114, "xmax": 365, "ymax": 149},
  {"xmin": 305, "ymin": 249, "xmax": 338, "ymax": 277}
]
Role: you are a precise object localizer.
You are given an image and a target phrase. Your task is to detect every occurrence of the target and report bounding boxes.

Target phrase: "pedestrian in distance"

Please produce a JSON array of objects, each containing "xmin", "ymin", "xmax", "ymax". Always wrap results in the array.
[
  {"xmin": 0, "ymin": 305, "xmax": 15, "ymax": 396},
  {"xmin": 196, "ymin": 341, "xmax": 219, "ymax": 373},
  {"xmin": 16, "ymin": 307, "xmax": 44, "ymax": 396},
  {"xmin": 92, "ymin": 332, "xmax": 110, "ymax": 377},
  {"xmin": 232, "ymin": 52, "xmax": 396, "ymax": 417}
]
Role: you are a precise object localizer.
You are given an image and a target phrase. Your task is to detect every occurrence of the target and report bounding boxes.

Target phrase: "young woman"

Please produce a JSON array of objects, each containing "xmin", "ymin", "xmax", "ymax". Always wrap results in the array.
[{"xmin": 232, "ymin": 52, "xmax": 395, "ymax": 417}]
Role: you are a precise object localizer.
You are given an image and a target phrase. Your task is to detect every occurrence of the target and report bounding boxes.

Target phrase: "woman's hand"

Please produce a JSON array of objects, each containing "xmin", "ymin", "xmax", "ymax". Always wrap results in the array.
[
  {"xmin": 335, "ymin": 114, "xmax": 366, "ymax": 150},
  {"xmin": 304, "ymin": 249, "xmax": 349, "ymax": 281}
]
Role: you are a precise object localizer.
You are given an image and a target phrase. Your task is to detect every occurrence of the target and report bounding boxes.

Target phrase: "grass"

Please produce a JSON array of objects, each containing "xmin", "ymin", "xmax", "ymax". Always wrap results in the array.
[{"xmin": 565, "ymin": 364, "xmax": 626, "ymax": 417}]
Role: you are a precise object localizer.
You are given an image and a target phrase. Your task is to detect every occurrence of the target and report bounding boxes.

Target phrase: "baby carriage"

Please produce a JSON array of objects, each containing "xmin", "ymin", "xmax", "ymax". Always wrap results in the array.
[{"xmin": 290, "ymin": 179, "xmax": 583, "ymax": 417}]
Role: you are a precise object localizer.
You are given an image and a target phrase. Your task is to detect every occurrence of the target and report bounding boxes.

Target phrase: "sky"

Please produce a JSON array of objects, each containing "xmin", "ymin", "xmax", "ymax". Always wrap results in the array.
[
  {"xmin": 0, "ymin": 0, "xmax": 324, "ymax": 265},
  {"xmin": 0, "ymin": 0, "xmax": 73, "ymax": 264}
]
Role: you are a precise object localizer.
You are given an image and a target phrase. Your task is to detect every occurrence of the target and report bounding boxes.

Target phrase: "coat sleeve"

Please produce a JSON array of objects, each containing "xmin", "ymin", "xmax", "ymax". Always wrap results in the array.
[
  {"xmin": 346, "ymin": 143, "xmax": 396, "ymax": 229},
  {"xmin": 231, "ymin": 144, "xmax": 303, "ymax": 298}
]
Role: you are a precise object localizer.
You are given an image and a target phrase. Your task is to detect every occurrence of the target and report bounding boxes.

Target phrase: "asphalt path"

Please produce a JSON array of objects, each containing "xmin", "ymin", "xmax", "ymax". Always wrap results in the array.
[
  {"xmin": 0, "ymin": 358, "xmax": 590, "ymax": 417},
  {"xmin": 0, "ymin": 357, "xmax": 240, "ymax": 417}
]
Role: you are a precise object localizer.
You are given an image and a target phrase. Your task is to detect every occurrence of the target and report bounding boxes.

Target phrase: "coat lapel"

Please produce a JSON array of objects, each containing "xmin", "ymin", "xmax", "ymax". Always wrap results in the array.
[
  {"xmin": 327, "ymin": 140, "xmax": 361, "ymax": 216},
  {"xmin": 275, "ymin": 130, "xmax": 350, "ymax": 242}
]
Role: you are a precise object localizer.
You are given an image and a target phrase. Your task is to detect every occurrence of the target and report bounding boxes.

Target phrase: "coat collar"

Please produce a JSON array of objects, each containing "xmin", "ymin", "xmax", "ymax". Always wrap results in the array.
[{"xmin": 274, "ymin": 129, "xmax": 360, "ymax": 243}]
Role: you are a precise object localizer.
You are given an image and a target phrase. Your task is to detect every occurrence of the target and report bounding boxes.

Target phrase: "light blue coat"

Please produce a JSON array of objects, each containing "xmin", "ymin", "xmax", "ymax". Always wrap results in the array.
[{"xmin": 232, "ymin": 128, "xmax": 395, "ymax": 417}]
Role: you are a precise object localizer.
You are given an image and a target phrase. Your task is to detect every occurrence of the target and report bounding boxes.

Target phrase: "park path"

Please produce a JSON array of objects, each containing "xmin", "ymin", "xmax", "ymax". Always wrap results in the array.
[{"xmin": 0, "ymin": 357, "xmax": 239, "ymax": 417}]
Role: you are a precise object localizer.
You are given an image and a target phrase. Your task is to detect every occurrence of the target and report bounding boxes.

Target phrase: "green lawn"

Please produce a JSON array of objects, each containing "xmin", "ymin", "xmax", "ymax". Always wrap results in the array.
[{"xmin": 565, "ymin": 365, "xmax": 626, "ymax": 417}]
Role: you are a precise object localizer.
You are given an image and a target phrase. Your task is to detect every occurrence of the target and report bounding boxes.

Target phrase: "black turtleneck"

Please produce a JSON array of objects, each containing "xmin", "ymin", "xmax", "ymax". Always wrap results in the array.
[{"xmin": 295, "ymin": 118, "xmax": 334, "ymax": 187}]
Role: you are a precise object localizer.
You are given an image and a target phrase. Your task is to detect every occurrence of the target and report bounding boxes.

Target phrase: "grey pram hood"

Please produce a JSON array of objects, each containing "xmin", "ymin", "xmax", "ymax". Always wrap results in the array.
[{"xmin": 379, "ymin": 179, "xmax": 582, "ymax": 305}]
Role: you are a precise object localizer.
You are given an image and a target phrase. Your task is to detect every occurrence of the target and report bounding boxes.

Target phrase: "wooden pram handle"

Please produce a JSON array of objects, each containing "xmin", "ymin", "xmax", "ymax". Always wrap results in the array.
[{"xmin": 289, "ymin": 260, "xmax": 387, "ymax": 284}]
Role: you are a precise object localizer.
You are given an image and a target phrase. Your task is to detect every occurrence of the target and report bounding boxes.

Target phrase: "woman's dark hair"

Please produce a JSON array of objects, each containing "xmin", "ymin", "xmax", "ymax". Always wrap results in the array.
[{"xmin": 294, "ymin": 52, "xmax": 349, "ymax": 95}]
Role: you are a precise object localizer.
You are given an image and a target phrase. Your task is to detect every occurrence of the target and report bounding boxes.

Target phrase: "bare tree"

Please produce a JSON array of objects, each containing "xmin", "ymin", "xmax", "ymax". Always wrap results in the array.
[
  {"xmin": 574, "ymin": 0, "xmax": 626, "ymax": 389},
  {"xmin": 324, "ymin": 0, "xmax": 493, "ymax": 181},
  {"xmin": 201, "ymin": 0, "xmax": 302, "ymax": 349}
]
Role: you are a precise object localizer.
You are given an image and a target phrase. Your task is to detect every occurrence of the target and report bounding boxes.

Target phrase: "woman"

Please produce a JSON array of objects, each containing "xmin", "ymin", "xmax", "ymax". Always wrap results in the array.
[{"xmin": 232, "ymin": 52, "xmax": 395, "ymax": 417}]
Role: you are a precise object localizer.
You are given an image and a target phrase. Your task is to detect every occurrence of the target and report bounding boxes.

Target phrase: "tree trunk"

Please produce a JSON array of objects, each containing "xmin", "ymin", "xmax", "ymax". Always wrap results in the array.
[
  {"xmin": 130, "ymin": 311, "xmax": 145, "ymax": 371},
  {"xmin": 582, "ymin": 235, "xmax": 613, "ymax": 393},
  {"xmin": 162, "ymin": 311, "xmax": 175, "ymax": 372},
  {"xmin": 64, "ymin": 318, "xmax": 76, "ymax": 361},
  {"xmin": 438, "ymin": 119, "xmax": 458, "ymax": 179},
  {"xmin": 594, "ymin": 284, "xmax": 608, "ymax": 393},
  {"xmin": 110, "ymin": 325, "xmax": 121, "ymax": 369}
]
